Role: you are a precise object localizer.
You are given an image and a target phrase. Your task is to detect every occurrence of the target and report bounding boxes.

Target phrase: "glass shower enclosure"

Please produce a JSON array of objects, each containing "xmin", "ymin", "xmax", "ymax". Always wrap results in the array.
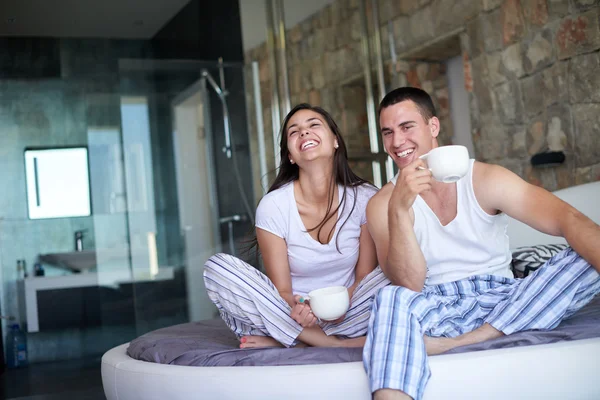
[
  {"xmin": 0, "ymin": 58, "xmax": 255, "ymax": 361},
  {"xmin": 99, "ymin": 58, "xmax": 255, "ymax": 335}
]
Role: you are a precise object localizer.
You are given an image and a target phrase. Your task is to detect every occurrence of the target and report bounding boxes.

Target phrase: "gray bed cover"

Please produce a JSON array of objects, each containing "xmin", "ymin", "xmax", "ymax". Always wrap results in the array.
[{"xmin": 127, "ymin": 296, "xmax": 600, "ymax": 367}]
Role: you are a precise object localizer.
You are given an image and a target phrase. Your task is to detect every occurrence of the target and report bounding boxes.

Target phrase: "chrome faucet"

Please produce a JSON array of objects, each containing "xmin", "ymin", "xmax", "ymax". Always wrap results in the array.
[{"xmin": 74, "ymin": 230, "xmax": 86, "ymax": 252}]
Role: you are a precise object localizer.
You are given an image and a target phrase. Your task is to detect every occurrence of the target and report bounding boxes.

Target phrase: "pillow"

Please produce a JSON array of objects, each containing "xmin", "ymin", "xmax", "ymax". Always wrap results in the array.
[{"xmin": 511, "ymin": 244, "xmax": 569, "ymax": 278}]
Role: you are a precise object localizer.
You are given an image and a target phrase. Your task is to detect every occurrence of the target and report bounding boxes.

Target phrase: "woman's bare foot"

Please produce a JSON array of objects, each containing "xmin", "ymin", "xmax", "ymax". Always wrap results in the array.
[
  {"xmin": 239, "ymin": 335, "xmax": 283, "ymax": 349},
  {"xmin": 423, "ymin": 335, "xmax": 456, "ymax": 355}
]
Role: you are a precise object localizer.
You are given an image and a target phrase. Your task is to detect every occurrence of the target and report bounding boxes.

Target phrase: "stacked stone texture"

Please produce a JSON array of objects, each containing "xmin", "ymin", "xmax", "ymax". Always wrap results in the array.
[{"xmin": 245, "ymin": 0, "xmax": 600, "ymax": 200}]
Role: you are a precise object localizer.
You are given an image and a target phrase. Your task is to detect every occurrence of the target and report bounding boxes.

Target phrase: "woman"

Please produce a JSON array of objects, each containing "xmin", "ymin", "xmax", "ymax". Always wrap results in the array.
[{"xmin": 204, "ymin": 104, "xmax": 389, "ymax": 348}]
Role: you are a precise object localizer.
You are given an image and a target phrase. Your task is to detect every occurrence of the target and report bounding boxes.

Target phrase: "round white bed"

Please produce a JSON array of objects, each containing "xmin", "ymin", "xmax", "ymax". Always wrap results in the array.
[{"xmin": 101, "ymin": 181, "xmax": 600, "ymax": 400}]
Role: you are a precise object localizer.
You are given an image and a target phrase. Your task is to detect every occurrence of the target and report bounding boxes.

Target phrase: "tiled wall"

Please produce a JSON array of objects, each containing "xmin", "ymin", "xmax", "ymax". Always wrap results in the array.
[
  {"xmin": 0, "ymin": 38, "xmax": 173, "ymax": 362},
  {"xmin": 0, "ymin": 78, "xmax": 97, "ymax": 322},
  {"xmin": 0, "ymin": 0, "xmax": 251, "ymax": 363},
  {"xmin": 0, "ymin": 40, "xmax": 253, "ymax": 363}
]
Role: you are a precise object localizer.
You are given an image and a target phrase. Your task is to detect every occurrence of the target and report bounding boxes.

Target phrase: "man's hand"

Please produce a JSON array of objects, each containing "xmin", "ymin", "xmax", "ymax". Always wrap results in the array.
[
  {"xmin": 389, "ymin": 158, "xmax": 432, "ymax": 213},
  {"xmin": 367, "ymin": 157, "xmax": 430, "ymax": 290}
]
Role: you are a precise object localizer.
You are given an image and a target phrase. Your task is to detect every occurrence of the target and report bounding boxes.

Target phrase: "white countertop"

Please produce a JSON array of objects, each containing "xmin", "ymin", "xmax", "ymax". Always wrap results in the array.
[{"xmin": 18, "ymin": 267, "xmax": 175, "ymax": 333}]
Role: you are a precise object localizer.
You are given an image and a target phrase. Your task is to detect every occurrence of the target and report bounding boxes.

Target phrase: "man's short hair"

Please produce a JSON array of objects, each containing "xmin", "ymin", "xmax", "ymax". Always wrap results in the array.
[{"xmin": 378, "ymin": 87, "xmax": 437, "ymax": 122}]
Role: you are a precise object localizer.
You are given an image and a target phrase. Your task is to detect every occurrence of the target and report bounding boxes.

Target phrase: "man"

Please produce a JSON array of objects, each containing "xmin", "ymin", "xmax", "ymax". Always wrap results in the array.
[{"xmin": 364, "ymin": 87, "xmax": 600, "ymax": 400}]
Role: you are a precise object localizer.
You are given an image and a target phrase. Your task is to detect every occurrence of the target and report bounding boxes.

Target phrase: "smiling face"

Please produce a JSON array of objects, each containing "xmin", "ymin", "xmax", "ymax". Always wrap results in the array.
[
  {"xmin": 285, "ymin": 109, "xmax": 338, "ymax": 166},
  {"xmin": 380, "ymin": 100, "xmax": 440, "ymax": 170}
]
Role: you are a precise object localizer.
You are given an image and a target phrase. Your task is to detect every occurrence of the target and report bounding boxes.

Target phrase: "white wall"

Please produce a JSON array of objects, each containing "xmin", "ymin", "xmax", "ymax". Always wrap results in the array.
[
  {"xmin": 239, "ymin": 0, "xmax": 335, "ymax": 52},
  {"xmin": 446, "ymin": 55, "xmax": 475, "ymax": 157}
]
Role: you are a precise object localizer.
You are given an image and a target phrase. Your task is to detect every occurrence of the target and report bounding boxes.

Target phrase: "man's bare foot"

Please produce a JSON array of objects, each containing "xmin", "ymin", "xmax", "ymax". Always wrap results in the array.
[
  {"xmin": 239, "ymin": 336, "xmax": 283, "ymax": 349},
  {"xmin": 374, "ymin": 388, "xmax": 412, "ymax": 400},
  {"xmin": 424, "ymin": 324, "xmax": 504, "ymax": 355},
  {"xmin": 423, "ymin": 335, "xmax": 456, "ymax": 355}
]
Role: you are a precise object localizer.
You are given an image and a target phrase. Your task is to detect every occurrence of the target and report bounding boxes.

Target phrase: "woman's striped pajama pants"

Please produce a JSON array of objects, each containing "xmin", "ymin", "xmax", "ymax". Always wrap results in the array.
[{"xmin": 204, "ymin": 253, "xmax": 391, "ymax": 347}]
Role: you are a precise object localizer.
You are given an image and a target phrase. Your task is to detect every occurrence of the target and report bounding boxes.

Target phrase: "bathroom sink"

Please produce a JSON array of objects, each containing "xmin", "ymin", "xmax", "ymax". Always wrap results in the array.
[{"xmin": 38, "ymin": 250, "xmax": 97, "ymax": 273}]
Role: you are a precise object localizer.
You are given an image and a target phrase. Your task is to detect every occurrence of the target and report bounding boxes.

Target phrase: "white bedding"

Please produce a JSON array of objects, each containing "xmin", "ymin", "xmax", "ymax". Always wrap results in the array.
[{"xmin": 102, "ymin": 181, "xmax": 600, "ymax": 400}]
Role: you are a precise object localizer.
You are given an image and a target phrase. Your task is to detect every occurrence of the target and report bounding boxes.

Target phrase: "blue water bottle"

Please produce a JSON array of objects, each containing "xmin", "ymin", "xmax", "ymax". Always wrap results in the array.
[{"xmin": 7, "ymin": 324, "xmax": 28, "ymax": 368}]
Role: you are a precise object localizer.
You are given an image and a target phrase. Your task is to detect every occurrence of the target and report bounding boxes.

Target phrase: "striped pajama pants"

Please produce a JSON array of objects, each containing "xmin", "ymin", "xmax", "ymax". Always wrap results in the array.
[
  {"xmin": 363, "ymin": 248, "xmax": 600, "ymax": 400},
  {"xmin": 204, "ymin": 253, "xmax": 390, "ymax": 347}
]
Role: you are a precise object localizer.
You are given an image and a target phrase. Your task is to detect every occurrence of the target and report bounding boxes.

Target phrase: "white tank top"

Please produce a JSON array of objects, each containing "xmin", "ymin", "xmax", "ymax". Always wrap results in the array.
[{"xmin": 391, "ymin": 160, "xmax": 513, "ymax": 285}]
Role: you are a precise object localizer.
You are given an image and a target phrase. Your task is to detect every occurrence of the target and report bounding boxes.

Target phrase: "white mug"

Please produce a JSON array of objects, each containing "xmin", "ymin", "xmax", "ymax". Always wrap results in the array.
[
  {"xmin": 419, "ymin": 145, "xmax": 470, "ymax": 183},
  {"xmin": 302, "ymin": 286, "xmax": 349, "ymax": 321}
]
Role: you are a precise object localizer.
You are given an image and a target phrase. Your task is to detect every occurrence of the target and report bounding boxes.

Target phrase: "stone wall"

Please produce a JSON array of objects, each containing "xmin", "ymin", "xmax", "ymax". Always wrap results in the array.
[{"xmin": 244, "ymin": 0, "xmax": 600, "ymax": 200}]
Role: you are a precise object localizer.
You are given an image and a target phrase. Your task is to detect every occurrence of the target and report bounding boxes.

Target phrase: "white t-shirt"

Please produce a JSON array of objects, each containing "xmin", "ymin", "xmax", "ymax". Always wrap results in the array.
[{"xmin": 255, "ymin": 182, "xmax": 377, "ymax": 296}]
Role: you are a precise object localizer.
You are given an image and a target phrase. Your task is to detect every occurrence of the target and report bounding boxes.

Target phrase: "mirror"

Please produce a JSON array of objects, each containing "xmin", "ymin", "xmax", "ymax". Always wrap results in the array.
[{"xmin": 24, "ymin": 147, "xmax": 92, "ymax": 219}]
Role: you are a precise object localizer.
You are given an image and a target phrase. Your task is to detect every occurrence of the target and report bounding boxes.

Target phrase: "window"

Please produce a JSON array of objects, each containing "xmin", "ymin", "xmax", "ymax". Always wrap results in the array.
[{"xmin": 24, "ymin": 147, "xmax": 91, "ymax": 219}]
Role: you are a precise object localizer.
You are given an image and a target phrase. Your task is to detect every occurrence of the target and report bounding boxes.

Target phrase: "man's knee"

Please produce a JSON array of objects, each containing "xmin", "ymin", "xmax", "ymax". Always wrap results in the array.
[
  {"xmin": 544, "ymin": 248, "xmax": 591, "ymax": 276},
  {"xmin": 375, "ymin": 285, "xmax": 421, "ymax": 309}
]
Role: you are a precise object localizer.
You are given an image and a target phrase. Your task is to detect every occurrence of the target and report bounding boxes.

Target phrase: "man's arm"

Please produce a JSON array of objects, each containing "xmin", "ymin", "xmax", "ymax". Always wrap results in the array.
[
  {"xmin": 367, "ymin": 184, "xmax": 428, "ymax": 291},
  {"xmin": 474, "ymin": 162, "xmax": 600, "ymax": 270}
]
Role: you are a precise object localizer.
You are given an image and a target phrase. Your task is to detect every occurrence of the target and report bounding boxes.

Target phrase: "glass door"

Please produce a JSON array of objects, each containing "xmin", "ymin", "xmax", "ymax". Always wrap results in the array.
[
  {"xmin": 115, "ymin": 59, "xmax": 255, "ymax": 334},
  {"xmin": 171, "ymin": 78, "xmax": 221, "ymax": 322}
]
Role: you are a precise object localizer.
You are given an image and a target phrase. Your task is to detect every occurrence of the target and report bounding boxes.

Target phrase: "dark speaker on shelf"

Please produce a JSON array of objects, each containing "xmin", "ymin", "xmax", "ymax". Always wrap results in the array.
[{"xmin": 531, "ymin": 151, "xmax": 566, "ymax": 167}]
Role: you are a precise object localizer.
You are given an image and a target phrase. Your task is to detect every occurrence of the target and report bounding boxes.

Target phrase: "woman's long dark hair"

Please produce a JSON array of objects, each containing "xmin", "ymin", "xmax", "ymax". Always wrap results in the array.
[{"xmin": 248, "ymin": 103, "xmax": 373, "ymax": 255}]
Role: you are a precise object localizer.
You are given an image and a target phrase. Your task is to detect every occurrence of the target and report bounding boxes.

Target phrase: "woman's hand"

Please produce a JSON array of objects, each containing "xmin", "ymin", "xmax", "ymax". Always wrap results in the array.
[{"xmin": 291, "ymin": 295, "xmax": 318, "ymax": 328}]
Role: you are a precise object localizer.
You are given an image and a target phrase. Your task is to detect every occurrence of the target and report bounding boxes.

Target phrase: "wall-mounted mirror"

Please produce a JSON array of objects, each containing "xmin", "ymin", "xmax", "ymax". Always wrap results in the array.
[{"xmin": 24, "ymin": 147, "xmax": 92, "ymax": 219}]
